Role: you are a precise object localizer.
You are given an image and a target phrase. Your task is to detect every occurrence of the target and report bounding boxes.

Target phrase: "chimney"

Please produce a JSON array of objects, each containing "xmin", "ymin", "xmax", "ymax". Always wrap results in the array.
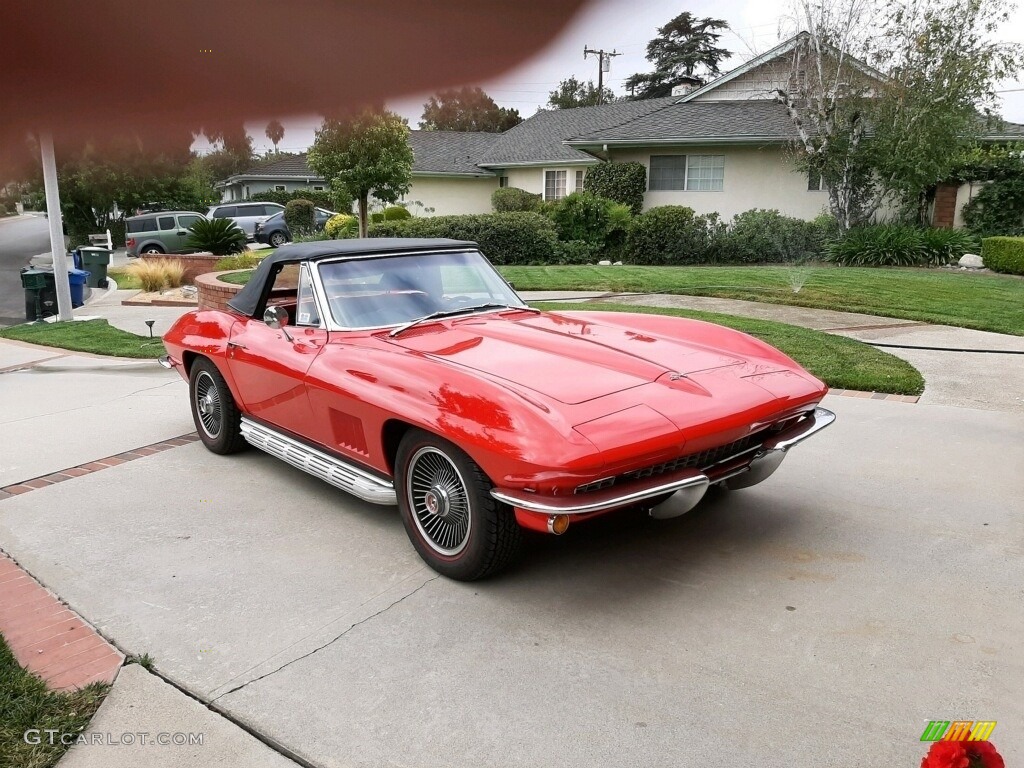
[{"xmin": 671, "ymin": 75, "xmax": 704, "ymax": 97}]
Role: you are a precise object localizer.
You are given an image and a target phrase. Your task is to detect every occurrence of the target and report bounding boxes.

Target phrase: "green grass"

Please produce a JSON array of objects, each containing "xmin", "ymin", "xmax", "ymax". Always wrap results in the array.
[
  {"xmin": 0, "ymin": 634, "xmax": 109, "ymax": 768},
  {"xmin": 0, "ymin": 320, "xmax": 164, "ymax": 359},
  {"xmin": 218, "ymin": 270, "xmax": 254, "ymax": 285},
  {"xmin": 106, "ymin": 266, "xmax": 141, "ymax": 290},
  {"xmin": 501, "ymin": 265, "xmax": 1024, "ymax": 336},
  {"xmin": 537, "ymin": 302, "xmax": 924, "ymax": 395}
]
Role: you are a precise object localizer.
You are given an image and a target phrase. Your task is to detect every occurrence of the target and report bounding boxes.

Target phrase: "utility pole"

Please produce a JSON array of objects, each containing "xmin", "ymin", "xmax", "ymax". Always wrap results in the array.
[{"xmin": 583, "ymin": 45, "xmax": 621, "ymax": 104}]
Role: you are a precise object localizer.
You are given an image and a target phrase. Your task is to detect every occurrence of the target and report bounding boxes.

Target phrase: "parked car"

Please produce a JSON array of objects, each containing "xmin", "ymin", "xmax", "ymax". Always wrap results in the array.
[
  {"xmin": 160, "ymin": 239, "xmax": 834, "ymax": 580},
  {"xmin": 206, "ymin": 202, "xmax": 286, "ymax": 241},
  {"xmin": 255, "ymin": 207, "xmax": 337, "ymax": 247},
  {"xmin": 125, "ymin": 211, "xmax": 206, "ymax": 256}
]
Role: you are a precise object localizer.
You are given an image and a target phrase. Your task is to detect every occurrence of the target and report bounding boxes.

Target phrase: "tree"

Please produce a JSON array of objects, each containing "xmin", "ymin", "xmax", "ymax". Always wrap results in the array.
[
  {"xmin": 264, "ymin": 119, "xmax": 285, "ymax": 152},
  {"xmin": 420, "ymin": 87, "xmax": 522, "ymax": 132},
  {"xmin": 198, "ymin": 122, "xmax": 254, "ymax": 178},
  {"xmin": 307, "ymin": 109, "xmax": 414, "ymax": 237},
  {"xmin": 775, "ymin": 0, "xmax": 1022, "ymax": 228},
  {"xmin": 625, "ymin": 12, "xmax": 730, "ymax": 100},
  {"xmin": 547, "ymin": 77, "xmax": 616, "ymax": 109}
]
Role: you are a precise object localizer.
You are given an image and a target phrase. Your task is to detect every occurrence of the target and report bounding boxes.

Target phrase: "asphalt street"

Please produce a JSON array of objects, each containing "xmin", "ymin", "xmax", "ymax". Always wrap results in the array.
[{"xmin": 0, "ymin": 214, "xmax": 49, "ymax": 326}]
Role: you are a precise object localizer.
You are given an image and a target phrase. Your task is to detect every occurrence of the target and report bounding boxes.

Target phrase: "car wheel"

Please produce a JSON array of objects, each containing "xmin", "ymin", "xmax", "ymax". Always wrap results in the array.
[
  {"xmin": 189, "ymin": 358, "xmax": 247, "ymax": 455},
  {"xmin": 396, "ymin": 430, "xmax": 522, "ymax": 580},
  {"xmin": 269, "ymin": 231, "xmax": 288, "ymax": 248},
  {"xmin": 141, "ymin": 244, "xmax": 165, "ymax": 255}
]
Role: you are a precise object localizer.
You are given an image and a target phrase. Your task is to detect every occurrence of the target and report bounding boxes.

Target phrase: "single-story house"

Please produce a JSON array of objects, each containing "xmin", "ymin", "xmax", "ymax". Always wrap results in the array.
[{"xmin": 219, "ymin": 33, "xmax": 1023, "ymax": 224}]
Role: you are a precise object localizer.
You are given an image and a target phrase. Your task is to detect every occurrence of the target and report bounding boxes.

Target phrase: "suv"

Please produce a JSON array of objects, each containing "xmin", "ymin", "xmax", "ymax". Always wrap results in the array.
[
  {"xmin": 125, "ymin": 211, "xmax": 206, "ymax": 257},
  {"xmin": 206, "ymin": 202, "xmax": 286, "ymax": 241}
]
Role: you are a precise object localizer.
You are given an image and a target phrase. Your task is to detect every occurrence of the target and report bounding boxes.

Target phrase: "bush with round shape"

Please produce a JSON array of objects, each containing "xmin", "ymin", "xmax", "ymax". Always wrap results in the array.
[
  {"xmin": 716, "ymin": 209, "xmax": 831, "ymax": 264},
  {"xmin": 284, "ymin": 199, "xmax": 316, "ymax": 237},
  {"xmin": 184, "ymin": 217, "xmax": 246, "ymax": 256},
  {"xmin": 491, "ymin": 187, "xmax": 543, "ymax": 213},
  {"xmin": 582, "ymin": 161, "xmax": 647, "ymax": 215},
  {"xmin": 625, "ymin": 206, "xmax": 720, "ymax": 265},
  {"xmin": 250, "ymin": 187, "xmax": 351, "ymax": 214},
  {"xmin": 981, "ymin": 236, "xmax": 1024, "ymax": 275},
  {"xmin": 325, "ymin": 213, "xmax": 358, "ymax": 239},
  {"xmin": 383, "ymin": 206, "xmax": 412, "ymax": 221}
]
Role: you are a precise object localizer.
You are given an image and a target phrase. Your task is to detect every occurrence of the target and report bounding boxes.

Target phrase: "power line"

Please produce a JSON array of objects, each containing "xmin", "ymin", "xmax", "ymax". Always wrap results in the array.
[{"xmin": 583, "ymin": 45, "xmax": 621, "ymax": 104}]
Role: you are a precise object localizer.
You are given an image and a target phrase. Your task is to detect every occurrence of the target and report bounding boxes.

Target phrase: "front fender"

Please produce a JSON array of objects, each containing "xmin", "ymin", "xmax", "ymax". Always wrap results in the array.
[{"xmin": 162, "ymin": 309, "xmax": 242, "ymax": 398}]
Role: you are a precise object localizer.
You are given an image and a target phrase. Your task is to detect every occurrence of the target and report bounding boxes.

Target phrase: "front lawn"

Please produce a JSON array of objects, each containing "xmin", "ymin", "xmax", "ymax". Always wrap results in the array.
[
  {"xmin": 502, "ymin": 265, "xmax": 1024, "ymax": 336},
  {"xmin": 0, "ymin": 320, "xmax": 164, "ymax": 359},
  {"xmin": 0, "ymin": 634, "xmax": 109, "ymax": 768},
  {"xmin": 539, "ymin": 302, "xmax": 924, "ymax": 395}
]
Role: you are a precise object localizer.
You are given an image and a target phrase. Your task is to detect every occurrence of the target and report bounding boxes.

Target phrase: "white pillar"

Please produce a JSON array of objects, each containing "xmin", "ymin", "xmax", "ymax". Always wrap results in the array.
[{"xmin": 40, "ymin": 131, "xmax": 73, "ymax": 322}]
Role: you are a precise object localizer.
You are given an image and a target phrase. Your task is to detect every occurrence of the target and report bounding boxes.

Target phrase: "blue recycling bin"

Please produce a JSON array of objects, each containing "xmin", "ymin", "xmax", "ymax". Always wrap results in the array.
[
  {"xmin": 68, "ymin": 268, "xmax": 89, "ymax": 308},
  {"xmin": 71, "ymin": 249, "xmax": 82, "ymax": 270}
]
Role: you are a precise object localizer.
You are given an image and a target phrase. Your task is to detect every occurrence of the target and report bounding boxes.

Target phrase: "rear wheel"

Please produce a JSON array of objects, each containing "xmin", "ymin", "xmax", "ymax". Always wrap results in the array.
[
  {"xmin": 396, "ymin": 430, "xmax": 521, "ymax": 580},
  {"xmin": 141, "ymin": 244, "xmax": 165, "ymax": 255},
  {"xmin": 269, "ymin": 231, "xmax": 288, "ymax": 247},
  {"xmin": 189, "ymin": 358, "xmax": 247, "ymax": 455}
]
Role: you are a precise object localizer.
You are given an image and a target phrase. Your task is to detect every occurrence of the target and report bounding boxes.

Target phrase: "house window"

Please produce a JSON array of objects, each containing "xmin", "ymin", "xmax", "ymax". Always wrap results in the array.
[
  {"xmin": 544, "ymin": 170, "xmax": 567, "ymax": 200},
  {"xmin": 498, "ymin": 176, "xmax": 509, "ymax": 188},
  {"xmin": 685, "ymin": 155, "xmax": 725, "ymax": 191},
  {"xmin": 807, "ymin": 170, "xmax": 822, "ymax": 191},
  {"xmin": 274, "ymin": 185, "xmax": 286, "ymax": 192},
  {"xmin": 649, "ymin": 156, "xmax": 688, "ymax": 190},
  {"xmin": 575, "ymin": 170, "xmax": 585, "ymax": 193},
  {"xmin": 313, "ymin": 186, "xmax": 325, "ymax": 191}
]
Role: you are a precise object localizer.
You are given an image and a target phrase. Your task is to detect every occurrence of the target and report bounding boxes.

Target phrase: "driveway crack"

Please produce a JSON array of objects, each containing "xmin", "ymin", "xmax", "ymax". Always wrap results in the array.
[{"xmin": 212, "ymin": 576, "xmax": 438, "ymax": 702}]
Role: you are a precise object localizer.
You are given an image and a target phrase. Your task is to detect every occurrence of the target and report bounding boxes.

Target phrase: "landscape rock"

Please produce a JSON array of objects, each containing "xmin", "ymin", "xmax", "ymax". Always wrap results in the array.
[
  {"xmin": 959, "ymin": 253, "xmax": 984, "ymax": 268},
  {"xmin": 598, "ymin": 260, "xmax": 612, "ymax": 266},
  {"xmin": 613, "ymin": 261, "xmax": 623, "ymax": 265}
]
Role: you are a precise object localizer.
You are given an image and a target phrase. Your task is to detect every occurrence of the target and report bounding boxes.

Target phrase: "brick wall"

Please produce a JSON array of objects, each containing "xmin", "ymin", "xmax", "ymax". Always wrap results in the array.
[
  {"xmin": 140, "ymin": 253, "xmax": 221, "ymax": 283},
  {"xmin": 195, "ymin": 271, "xmax": 245, "ymax": 311},
  {"xmin": 932, "ymin": 183, "xmax": 959, "ymax": 229}
]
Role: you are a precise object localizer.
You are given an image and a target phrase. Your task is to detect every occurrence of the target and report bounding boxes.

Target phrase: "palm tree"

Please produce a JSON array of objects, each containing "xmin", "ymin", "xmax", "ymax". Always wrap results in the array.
[{"xmin": 264, "ymin": 119, "xmax": 285, "ymax": 152}]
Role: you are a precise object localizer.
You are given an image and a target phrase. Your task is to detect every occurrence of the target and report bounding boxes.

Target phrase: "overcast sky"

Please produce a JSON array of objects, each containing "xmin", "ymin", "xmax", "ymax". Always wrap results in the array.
[{"xmin": 222, "ymin": 0, "xmax": 1024, "ymax": 155}]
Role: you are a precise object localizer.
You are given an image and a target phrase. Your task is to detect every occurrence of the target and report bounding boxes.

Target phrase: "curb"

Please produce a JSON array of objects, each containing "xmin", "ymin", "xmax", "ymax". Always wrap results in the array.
[{"xmin": 84, "ymin": 276, "xmax": 118, "ymax": 307}]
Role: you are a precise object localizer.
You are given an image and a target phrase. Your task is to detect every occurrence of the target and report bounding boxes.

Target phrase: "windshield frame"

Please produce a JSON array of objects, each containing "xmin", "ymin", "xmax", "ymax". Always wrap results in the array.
[{"xmin": 311, "ymin": 248, "xmax": 526, "ymax": 332}]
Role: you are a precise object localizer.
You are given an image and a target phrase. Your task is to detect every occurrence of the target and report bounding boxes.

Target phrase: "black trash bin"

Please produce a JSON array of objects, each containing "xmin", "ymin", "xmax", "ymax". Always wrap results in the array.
[{"xmin": 20, "ymin": 268, "xmax": 55, "ymax": 321}]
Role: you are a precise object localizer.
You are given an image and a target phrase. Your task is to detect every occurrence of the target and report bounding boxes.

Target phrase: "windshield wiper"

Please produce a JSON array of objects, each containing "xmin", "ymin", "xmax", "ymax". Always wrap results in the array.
[{"xmin": 388, "ymin": 303, "xmax": 538, "ymax": 338}]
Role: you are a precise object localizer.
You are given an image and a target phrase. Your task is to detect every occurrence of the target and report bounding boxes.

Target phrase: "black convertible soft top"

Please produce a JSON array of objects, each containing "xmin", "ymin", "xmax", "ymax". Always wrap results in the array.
[{"xmin": 226, "ymin": 238, "xmax": 477, "ymax": 317}]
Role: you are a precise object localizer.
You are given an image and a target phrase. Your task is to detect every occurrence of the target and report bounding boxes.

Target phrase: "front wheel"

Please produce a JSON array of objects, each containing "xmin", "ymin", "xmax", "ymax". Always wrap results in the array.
[
  {"xmin": 269, "ymin": 231, "xmax": 288, "ymax": 248},
  {"xmin": 189, "ymin": 358, "xmax": 247, "ymax": 455},
  {"xmin": 396, "ymin": 430, "xmax": 521, "ymax": 580}
]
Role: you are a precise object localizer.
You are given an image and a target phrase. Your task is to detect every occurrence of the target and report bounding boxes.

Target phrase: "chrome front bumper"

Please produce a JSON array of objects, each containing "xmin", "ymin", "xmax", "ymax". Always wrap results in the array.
[{"xmin": 491, "ymin": 407, "xmax": 836, "ymax": 517}]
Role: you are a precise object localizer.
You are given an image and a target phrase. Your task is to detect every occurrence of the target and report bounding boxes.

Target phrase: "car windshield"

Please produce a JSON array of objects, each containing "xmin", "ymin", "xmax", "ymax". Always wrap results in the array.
[{"xmin": 317, "ymin": 250, "xmax": 525, "ymax": 329}]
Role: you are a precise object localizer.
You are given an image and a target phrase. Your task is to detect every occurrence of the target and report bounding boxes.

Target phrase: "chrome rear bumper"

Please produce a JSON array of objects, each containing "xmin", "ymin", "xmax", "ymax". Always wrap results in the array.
[{"xmin": 491, "ymin": 407, "xmax": 835, "ymax": 517}]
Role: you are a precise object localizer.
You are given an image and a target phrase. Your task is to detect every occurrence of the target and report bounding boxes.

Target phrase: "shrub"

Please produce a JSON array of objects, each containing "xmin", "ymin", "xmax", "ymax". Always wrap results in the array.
[
  {"xmin": 284, "ymin": 199, "xmax": 316, "ymax": 237},
  {"xmin": 0, "ymin": 204, "xmax": 8, "ymax": 216},
  {"xmin": 369, "ymin": 212, "xmax": 558, "ymax": 265},
  {"xmin": 163, "ymin": 260, "xmax": 186, "ymax": 288},
  {"xmin": 549, "ymin": 192, "xmax": 613, "ymax": 246},
  {"xmin": 250, "ymin": 187, "xmax": 350, "ymax": 213},
  {"xmin": 371, "ymin": 212, "xmax": 385, "ymax": 224},
  {"xmin": 382, "ymin": 206, "xmax": 412, "ymax": 221},
  {"xmin": 214, "ymin": 252, "xmax": 264, "ymax": 271},
  {"xmin": 127, "ymin": 259, "xmax": 175, "ymax": 292},
  {"xmin": 184, "ymin": 218, "xmax": 246, "ymax": 256},
  {"xmin": 324, "ymin": 213, "xmax": 358, "ymax": 239},
  {"xmin": 625, "ymin": 206, "xmax": 721, "ymax": 265},
  {"xmin": 827, "ymin": 224, "xmax": 976, "ymax": 267},
  {"xmin": 554, "ymin": 240, "xmax": 600, "ymax": 265},
  {"xmin": 715, "ymin": 209, "xmax": 831, "ymax": 264},
  {"xmin": 583, "ymin": 162, "xmax": 647, "ymax": 214},
  {"xmin": 492, "ymin": 187, "xmax": 543, "ymax": 213},
  {"xmin": 981, "ymin": 236, "xmax": 1024, "ymax": 275},
  {"xmin": 962, "ymin": 178, "xmax": 1024, "ymax": 237}
]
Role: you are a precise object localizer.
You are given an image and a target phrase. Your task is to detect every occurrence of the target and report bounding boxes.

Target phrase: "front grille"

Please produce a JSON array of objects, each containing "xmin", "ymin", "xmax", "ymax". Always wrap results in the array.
[{"xmin": 574, "ymin": 428, "xmax": 770, "ymax": 495}]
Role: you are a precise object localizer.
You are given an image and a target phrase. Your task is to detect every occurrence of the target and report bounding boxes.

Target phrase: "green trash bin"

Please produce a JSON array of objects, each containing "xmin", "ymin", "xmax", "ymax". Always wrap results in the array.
[{"xmin": 78, "ymin": 246, "xmax": 112, "ymax": 288}]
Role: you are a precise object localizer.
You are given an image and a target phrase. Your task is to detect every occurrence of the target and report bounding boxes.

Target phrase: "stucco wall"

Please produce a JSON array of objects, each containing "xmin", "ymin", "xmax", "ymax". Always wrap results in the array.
[
  {"xmin": 500, "ymin": 165, "xmax": 596, "ymax": 199},
  {"xmin": 398, "ymin": 176, "xmax": 499, "ymax": 216},
  {"xmin": 607, "ymin": 146, "xmax": 829, "ymax": 220},
  {"xmin": 954, "ymin": 181, "xmax": 985, "ymax": 228}
]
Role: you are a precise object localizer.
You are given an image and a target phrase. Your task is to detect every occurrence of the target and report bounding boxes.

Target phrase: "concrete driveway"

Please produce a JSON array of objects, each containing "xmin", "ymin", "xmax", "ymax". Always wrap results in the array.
[{"xmin": 1, "ymin": 329, "xmax": 1021, "ymax": 766}]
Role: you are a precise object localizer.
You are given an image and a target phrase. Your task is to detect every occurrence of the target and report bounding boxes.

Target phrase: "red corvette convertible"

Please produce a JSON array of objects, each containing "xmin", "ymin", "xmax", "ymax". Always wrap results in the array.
[{"xmin": 161, "ymin": 239, "xmax": 834, "ymax": 580}]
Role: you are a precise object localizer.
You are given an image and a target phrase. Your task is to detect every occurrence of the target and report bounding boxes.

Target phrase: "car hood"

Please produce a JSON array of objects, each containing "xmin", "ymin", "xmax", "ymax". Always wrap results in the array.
[{"xmin": 384, "ymin": 311, "xmax": 785, "ymax": 405}]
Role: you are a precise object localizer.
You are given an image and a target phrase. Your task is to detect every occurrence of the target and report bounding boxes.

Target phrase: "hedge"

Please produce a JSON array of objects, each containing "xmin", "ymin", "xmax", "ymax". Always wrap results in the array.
[
  {"xmin": 582, "ymin": 162, "xmax": 647, "ymax": 215},
  {"xmin": 369, "ymin": 212, "xmax": 559, "ymax": 265},
  {"xmin": 492, "ymin": 187, "xmax": 542, "ymax": 213},
  {"xmin": 284, "ymin": 199, "xmax": 315, "ymax": 236},
  {"xmin": 625, "ymin": 206, "xmax": 721, "ymax": 265},
  {"xmin": 981, "ymin": 236, "xmax": 1024, "ymax": 275},
  {"xmin": 250, "ymin": 188, "xmax": 344, "ymax": 211}
]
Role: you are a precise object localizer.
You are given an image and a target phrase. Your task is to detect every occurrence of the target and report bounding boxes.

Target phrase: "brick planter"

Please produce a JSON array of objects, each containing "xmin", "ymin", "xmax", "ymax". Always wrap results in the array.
[
  {"xmin": 195, "ymin": 270, "xmax": 247, "ymax": 311},
  {"xmin": 140, "ymin": 252, "xmax": 220, "ymax": 283}
]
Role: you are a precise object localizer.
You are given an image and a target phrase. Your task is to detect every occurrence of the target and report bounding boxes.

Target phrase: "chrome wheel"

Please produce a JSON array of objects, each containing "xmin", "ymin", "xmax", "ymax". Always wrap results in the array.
[
  {"xmin": 269, "ymin": 232, "xmax": 288, "ymax": 247},
  {"xmin": 407, "ymin": 446, "xmax": 471, "ymax": 556},
  {"xmin": 193, "ymin": 370, "xmax": 222, "ymax": 439}
]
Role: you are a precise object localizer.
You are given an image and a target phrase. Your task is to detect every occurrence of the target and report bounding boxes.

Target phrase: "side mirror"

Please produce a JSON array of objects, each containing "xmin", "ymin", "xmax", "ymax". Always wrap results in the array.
[{"xmin": 263, "ymin": 305, "xmax": 289, "ymax": 329}]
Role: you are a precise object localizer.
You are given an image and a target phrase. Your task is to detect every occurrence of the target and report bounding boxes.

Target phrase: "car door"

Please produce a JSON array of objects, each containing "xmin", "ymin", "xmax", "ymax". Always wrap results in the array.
[
  {"xmin": 224, "ymin": 262, "xmax": 328, "ymax": 434},
  {"xmin": 175, "ymin": 213, "xmax": 204, "ymax": 252}
]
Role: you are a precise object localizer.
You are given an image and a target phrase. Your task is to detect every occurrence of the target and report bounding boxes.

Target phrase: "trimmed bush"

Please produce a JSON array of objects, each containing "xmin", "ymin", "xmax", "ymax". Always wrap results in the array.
[
  {"xmin": 549, "ymin": 192, "xmax": 613, "ymax": 246},
  {"xmin": 827, "ymin": 224, "xmax": 977, "ymax": 267},
  {"xmin": 554, "ymin": 239, "xmax": 600, "ymax": 265},
  {"xmin": 715, "ymin": 209, "xmax": 832, "ymax": 264},
  {"xmin": 250, "ymin": 187, "xmax": 349, "ymax": 213},
  {"xmin": 492, "ymin": 187, "xmax": 543, "ymax": 213},
  {"xmin": 369, "ymin": 213, "xmax": 558, "ymax": 265},
  {"xmin": 981, "ymin": 236, "xmax": 1024, "ymax": 275},
  {"xmin": 583, "ymin": 162, "xmax": 647, "ymax": 214},
  {"xmin": 184, "ymin": 218, "xmax": 246, "ymax": 256},
  {"xmin": 382, "ymin": 206, "xmax": 412, "ymax": 221},
  {"xmin": 325, "ymin": 213, "xmax": 358, "ymax": 239},
  {"xmin": 625, "ymin": 206, "xmax": 721, "ymax": 265},
  {"xmin": 962, "ymin": 178, "xmax": 1024, "ymax": 237},
  {"xmin": 284, "ymin": 199, "xmax": 315, "ymax": 237}
]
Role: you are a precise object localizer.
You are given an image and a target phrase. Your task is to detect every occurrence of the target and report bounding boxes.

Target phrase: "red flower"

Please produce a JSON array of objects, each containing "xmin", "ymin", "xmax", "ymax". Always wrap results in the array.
[{"xmin": 921, "ymin": 741, "xmax": 1004, "ymax": 768}]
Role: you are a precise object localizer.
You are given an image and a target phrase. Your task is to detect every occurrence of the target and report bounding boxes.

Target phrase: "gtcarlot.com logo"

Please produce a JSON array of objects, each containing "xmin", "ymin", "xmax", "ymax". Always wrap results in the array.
[{"xmin": 24, "ymin": 730, "xmax": 205, "ymax": 747}]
